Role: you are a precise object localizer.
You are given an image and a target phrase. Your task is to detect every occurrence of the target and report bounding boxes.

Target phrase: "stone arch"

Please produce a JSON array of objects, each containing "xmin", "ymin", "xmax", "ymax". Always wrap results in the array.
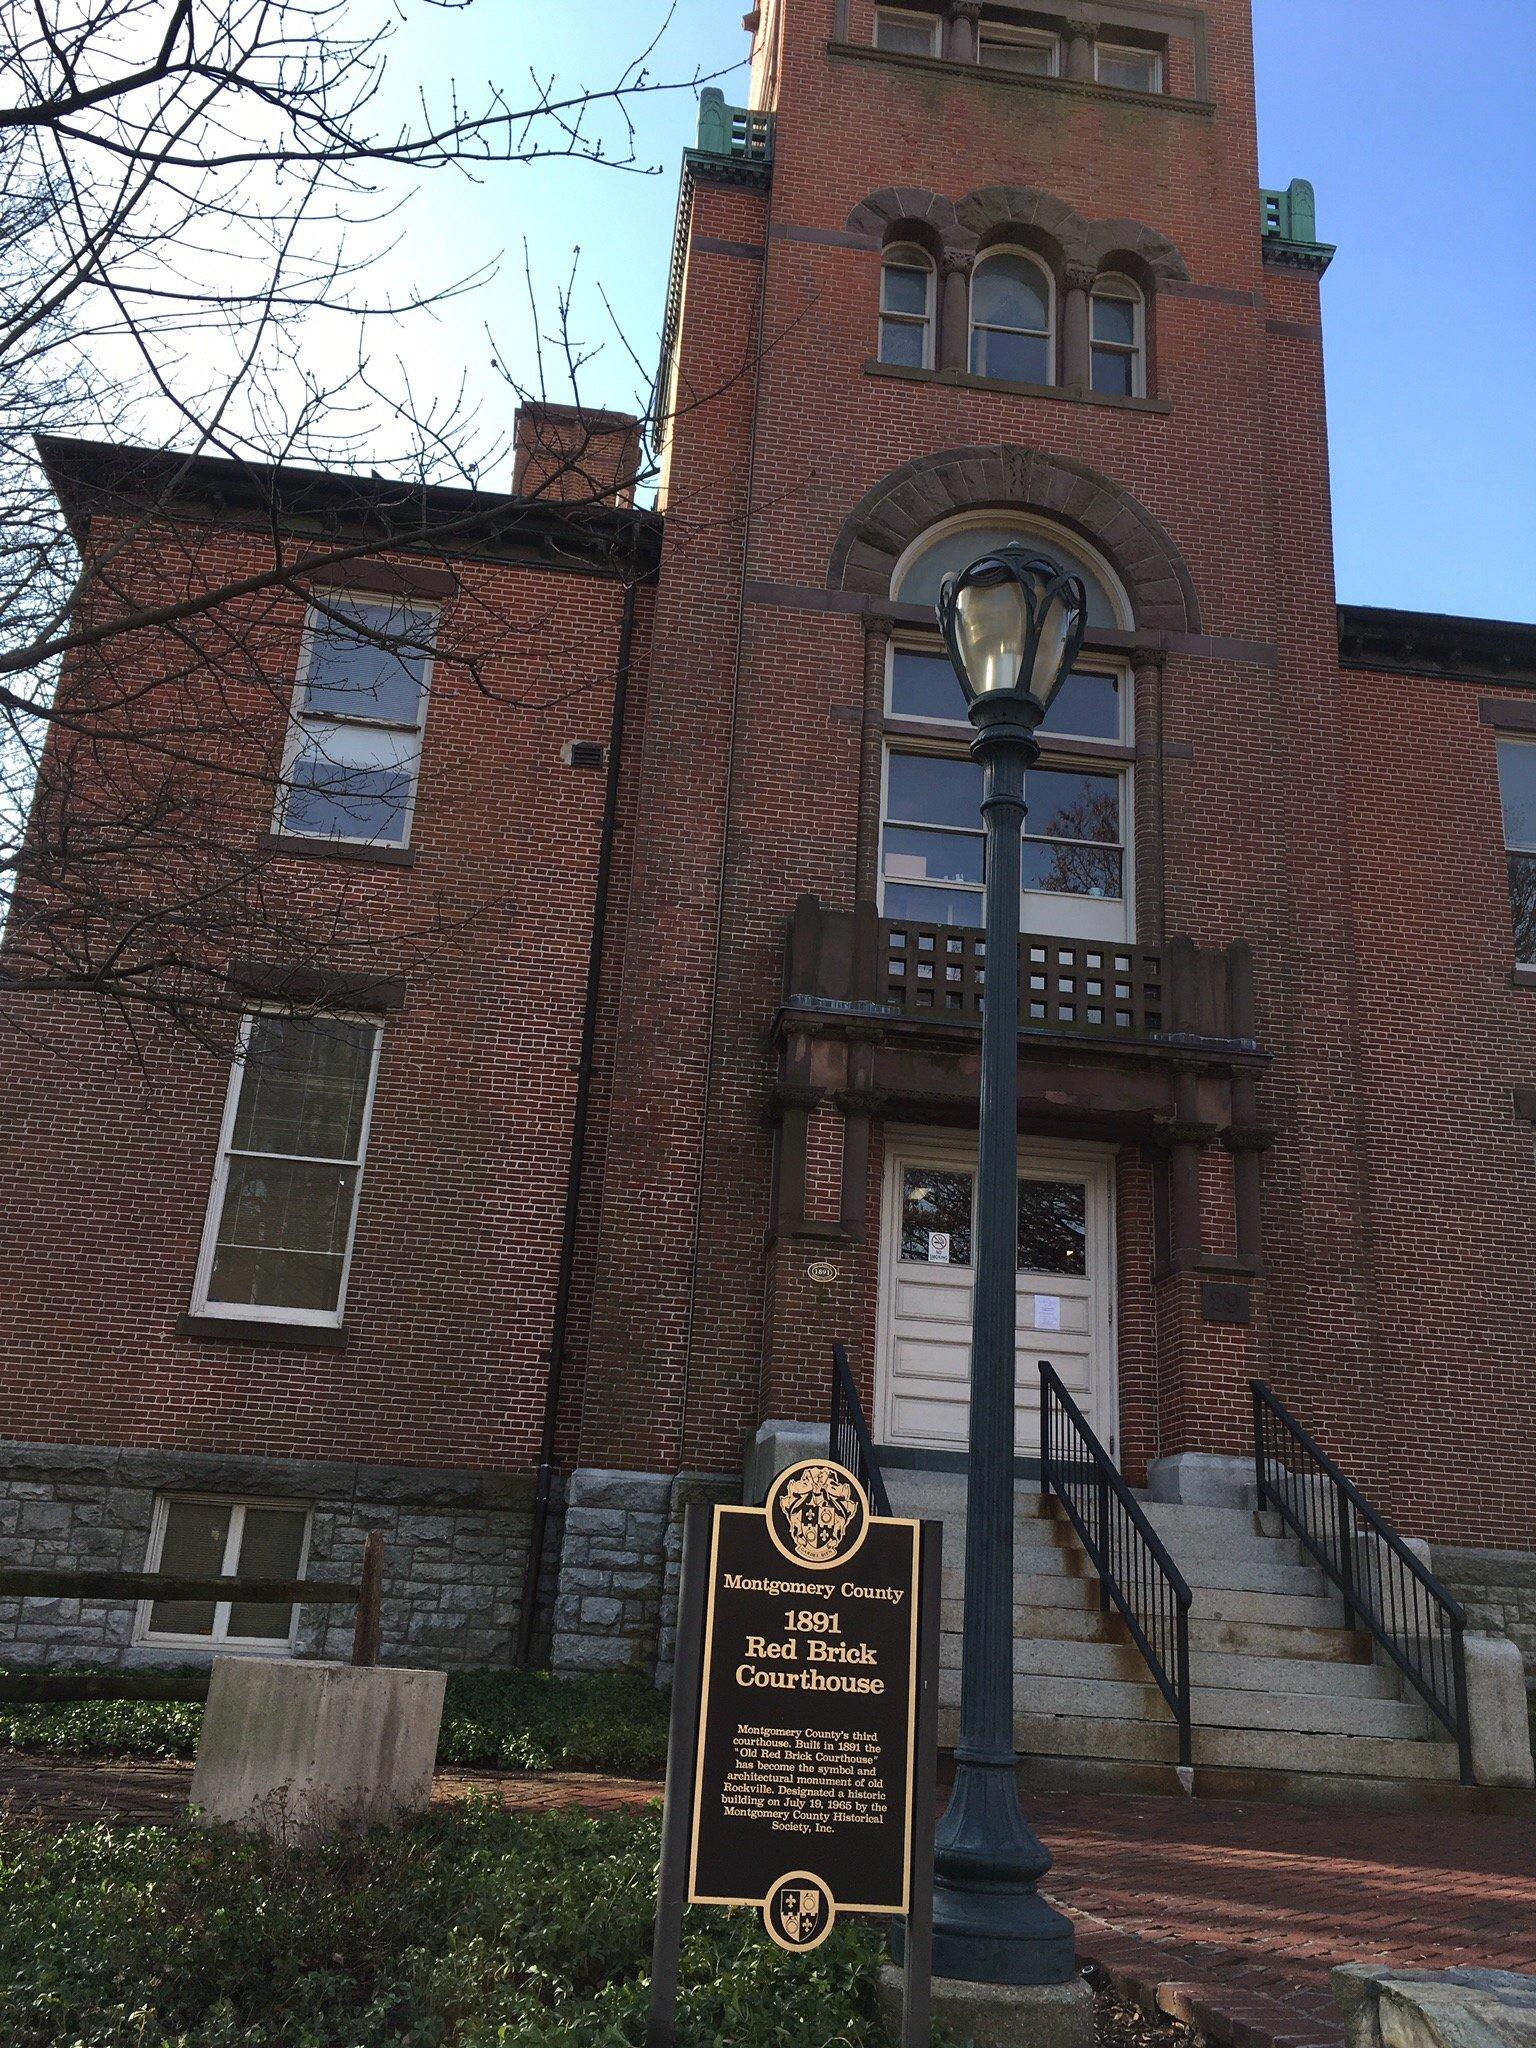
[
  {"xmin": 845, "ymin": 186, "xmax": 961, "ymax": 255},
  {"xmin": 953, "ymin": 185, "xmax": 1091, "ymax": 267},
  {"xmin": 827, "ymin": 446, "xmax": 1201, "ymax": 634},
  {"xmin": 1083, "ymin": 219, "xmax": 1190, "ymax": 287}
]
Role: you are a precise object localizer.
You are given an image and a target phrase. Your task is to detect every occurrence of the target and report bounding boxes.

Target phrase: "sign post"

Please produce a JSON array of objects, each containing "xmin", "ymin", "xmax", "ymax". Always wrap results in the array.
[{"xmin": 648, "ymin": 1461, "xmax": 940, "ymax": 2048}]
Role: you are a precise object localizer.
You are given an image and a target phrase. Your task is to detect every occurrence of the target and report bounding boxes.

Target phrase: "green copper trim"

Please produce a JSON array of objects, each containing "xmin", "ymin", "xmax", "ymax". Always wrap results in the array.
[
  {"xmin": 1260, "ymin": 179, "xmax": 1336, "ymax": 274},
  {"xmin": 694, "ymin": 88, "xmax": 775, "ymax": 165}
]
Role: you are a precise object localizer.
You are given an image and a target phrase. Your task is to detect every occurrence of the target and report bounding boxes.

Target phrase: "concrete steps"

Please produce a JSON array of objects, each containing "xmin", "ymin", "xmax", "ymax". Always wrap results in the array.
[{"xmin": 887, "ymin": 1469, "xmax": 1472, "ymax": 1806}]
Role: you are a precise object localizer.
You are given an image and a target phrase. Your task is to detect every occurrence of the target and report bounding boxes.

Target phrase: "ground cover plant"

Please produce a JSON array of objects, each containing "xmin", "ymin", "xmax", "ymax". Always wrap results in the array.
[
  {"xmin": 0, "ymin": 1670, "xmax": 672, "ymax": 1774},
  {"xmin": 0, "ymin": 1801, "xmax": 888, "ymax": 2048}
]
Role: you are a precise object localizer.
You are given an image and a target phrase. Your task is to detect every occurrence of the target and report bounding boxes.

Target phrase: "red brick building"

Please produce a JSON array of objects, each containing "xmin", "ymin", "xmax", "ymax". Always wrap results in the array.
[{"xmin": 2, "ymin": 0, "xmax": 1533, "ymax": 1742}]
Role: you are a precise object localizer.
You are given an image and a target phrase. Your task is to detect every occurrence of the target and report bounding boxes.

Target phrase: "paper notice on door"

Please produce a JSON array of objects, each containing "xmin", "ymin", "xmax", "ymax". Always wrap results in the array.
[
  {"xmin": 928, "ymin": 1232, "xmax": 951, "ymax": 1265},
  {"xmin": 1034, "ymin": 1295, "xmax": 1062, "ymax": 1332}
]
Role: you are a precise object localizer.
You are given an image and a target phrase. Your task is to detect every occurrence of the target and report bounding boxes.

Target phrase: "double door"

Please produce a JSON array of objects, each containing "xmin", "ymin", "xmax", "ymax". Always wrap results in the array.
[{"xmin": 876, "ymin": 1133, "xmax": 1118, "ymax": 1458}]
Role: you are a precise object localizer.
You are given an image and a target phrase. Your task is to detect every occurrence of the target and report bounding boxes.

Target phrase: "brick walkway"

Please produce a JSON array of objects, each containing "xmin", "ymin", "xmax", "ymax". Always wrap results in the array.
[
  {"xmin": 1031, "ymin": 1791, "xmax": 1536, "ymax": 2048},
  {"xmin": 3, "ymin": 1758, "xmax": 1533, "ymax": 2048}
]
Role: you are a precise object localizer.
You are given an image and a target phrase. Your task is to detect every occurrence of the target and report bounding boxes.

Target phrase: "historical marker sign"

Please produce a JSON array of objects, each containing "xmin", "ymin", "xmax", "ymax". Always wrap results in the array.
[{"xmin": 686, "ymin": 1460, "xmax": 921, "ymax": 1948}]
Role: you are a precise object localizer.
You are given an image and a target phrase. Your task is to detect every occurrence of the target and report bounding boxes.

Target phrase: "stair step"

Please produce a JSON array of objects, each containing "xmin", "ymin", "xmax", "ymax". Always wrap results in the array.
[
  {"xmin": 1186, "ymin": 1615, "xmax": 1372, "ymax": 1661},
  {"xmin": 936, "ymin": 1671, "xmax": 1430, "ymax": 1740},
  {"xmin": 935, "ymin": 1711, "xmax": 1463, "ymax": 1783},
  {"xmin": 936, "ymin": 1633, "xmax": 1401, "ymax": 1699}
]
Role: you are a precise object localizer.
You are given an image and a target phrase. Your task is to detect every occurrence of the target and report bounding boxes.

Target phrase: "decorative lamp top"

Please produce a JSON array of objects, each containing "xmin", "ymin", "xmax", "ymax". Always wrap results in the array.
[{"xmin": 936, "ymin": 545, "xmax": 1089, "ymax": 716}]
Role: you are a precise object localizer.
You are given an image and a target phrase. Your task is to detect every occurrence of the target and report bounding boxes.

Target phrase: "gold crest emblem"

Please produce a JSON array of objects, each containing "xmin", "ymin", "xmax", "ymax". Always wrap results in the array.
[
  {"xmin": 764, "ymin": 1874, "xmax": 835, "ymax": 1951},
  {"xmin": 769, "ymin": 1460, "xmax": 867, "ymax": 1568}
]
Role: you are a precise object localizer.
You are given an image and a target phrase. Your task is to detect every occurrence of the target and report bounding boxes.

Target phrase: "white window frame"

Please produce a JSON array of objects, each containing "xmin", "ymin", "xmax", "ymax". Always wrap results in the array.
[
  {"xmin": 135, "ymin": 1494, "xmax": 313, "ymax": 1654},
  {"xmin": 1091, "ymin": 274, "xmax": 1147, "ymax": 399},
  {"xmin": 873, "ymin": 6, "xmax": 941, "ymax": 56},
  {"xmin": 190, "ymin": 1008, "xmax": 385, "ymax": 1329},
  {"xmin": 275, "ymin": 592, "xmax": 439, "ymax": 851},
  {"xmin": 880, "ymin": 244, "xmax": 937, "ymax": 369},
  {"xmin": 1498, "ymin": 738, "xmax": 1536, "ymax": 966},
  {"xmin": 969, "ymin": 247, "xmax": 1057, "ymax": 387},
  {"xmin": 879, "ymin": 648, "xmax": 1137, "ymax": 943},
  {"xmin": 1094, "ymin": 41, "xmax": 1163, "ymax": 92},
  {"xmin": 978, "ymin": 24, "xmax": 1061, "ymax": 74}
]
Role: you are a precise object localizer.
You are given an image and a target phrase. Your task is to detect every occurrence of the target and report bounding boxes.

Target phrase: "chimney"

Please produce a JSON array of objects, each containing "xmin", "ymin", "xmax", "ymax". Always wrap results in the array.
[{"xmin": 512, "ymin": 402, "xmax": 643, "ymax": 508}]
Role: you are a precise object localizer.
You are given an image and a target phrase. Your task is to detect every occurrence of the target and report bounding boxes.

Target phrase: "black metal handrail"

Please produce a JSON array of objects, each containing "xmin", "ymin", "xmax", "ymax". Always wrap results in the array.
[
  {"xmin": 1040, "ymin": 1362, "xmax": 1193, "ymax": 1770},
  {"xmin": 829, "ymin": 1343, "xmax": 893, "ymax": 1517},
  {"xmin": 1251, "ymin": 1380, "xmax": 1472, "ymax": 1782}
]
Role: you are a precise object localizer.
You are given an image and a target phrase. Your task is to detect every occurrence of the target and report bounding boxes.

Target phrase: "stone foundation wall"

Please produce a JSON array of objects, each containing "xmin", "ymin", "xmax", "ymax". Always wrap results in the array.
[
  {"xmin": 1433, "ymin": 1544, "xmax": 1536, "ymax": 1690},
  {"xmin": 551, "ymin": 1468, "xmax": 738, "ymax": 1679},
  {"xmin": 0, "ymin": 1441, "xmax": 555, "ymax": 1670}
]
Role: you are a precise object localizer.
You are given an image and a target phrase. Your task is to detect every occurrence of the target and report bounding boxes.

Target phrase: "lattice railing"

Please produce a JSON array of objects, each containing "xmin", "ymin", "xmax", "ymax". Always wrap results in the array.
[{"xmin": 879, "ymin": 919, "xmax": 1165, "ymax": 1037}]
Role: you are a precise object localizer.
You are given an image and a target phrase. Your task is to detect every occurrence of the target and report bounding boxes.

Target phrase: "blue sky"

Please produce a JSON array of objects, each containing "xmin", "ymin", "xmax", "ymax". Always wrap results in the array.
[{"xmin": 366, "ymin": 0, "xmax": 1535, "ymax": 623}]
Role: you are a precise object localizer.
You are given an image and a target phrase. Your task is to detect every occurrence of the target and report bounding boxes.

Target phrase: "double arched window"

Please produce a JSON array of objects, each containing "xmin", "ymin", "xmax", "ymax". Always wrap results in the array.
[
  {"xmin": 879, "ymin": 245, "xmax": 936, "ymax": 369},
  {"xmin": 969, "ymin": 250, "xmax": 1053, "ymax": 385},
  {"xmin": 876, "ymin": 240, "xmax": 1150, "ymax": 398}
]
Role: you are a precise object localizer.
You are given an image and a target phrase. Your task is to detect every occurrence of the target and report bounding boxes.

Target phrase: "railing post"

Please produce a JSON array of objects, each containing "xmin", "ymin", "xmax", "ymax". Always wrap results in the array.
[
  {"xmin": 1094, "ymin": 1468, "xmax": 1111, "ymax": 1613},
  {"xmin": 1175, "ymin": 1598, "xmax": 1192, "ymax": 1774},
  {"xmin": 1336, "ymin": 1476, "xmax": 1355, "ymax": 1615},
  {"xmin": 1450, "ymin": 1614, "xmax": 1474, "ymax": 1786},
  {"xmin": 1250, "ymin": 1382, "xmax": 1267, "ymax": 1509},
  {"xmin": 351, "ymin": 1530, "xmax": 385, "ymax": 1668}
]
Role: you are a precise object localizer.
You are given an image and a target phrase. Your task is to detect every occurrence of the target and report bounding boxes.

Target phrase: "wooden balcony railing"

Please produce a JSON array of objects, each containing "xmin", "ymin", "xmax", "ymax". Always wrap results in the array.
[{"xmin": 784, "ymin": 898, "xmax": 1257, "ymax": 1050}]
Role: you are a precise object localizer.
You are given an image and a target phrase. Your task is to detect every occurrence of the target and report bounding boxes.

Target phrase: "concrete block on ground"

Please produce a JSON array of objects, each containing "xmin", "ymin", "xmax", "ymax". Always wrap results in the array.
[
  {"xmin": 1333, "ymin": 1965, "xmax": 1536, "ymax": 2048},
  {"xmin": 878, "ymin": 1965, "xmax": 1093, "ymax": 2048},
  {"xmin": 1145, "ymin": 1453, "xmax": 1257, "ymax": 1510},
  {"xmin": 190, "ymin": 1658, "xmax": 445, "ymax": 1839},
  {"xmin": 1464, "ymin": 1633, "xmax": 1536, "ymax": 1788}
]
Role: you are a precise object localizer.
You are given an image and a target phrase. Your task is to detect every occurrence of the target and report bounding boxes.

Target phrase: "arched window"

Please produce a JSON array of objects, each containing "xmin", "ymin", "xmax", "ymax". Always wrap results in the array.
[
  {"xmin": 891, "ymin": 515, "xmax": 1127, "ymax": 630},
  {"xmin": 970, "ymin": 251, "xmax": 1054, "ymax": 386},
  {"xmin": 879, "ymin": 245, "xmax": 936, "ymax": 370},
  {"xmin": 1091, "ymin": 275, "xmax": 1145, "ymax": 397},
  {"xmin": 881, "ymin": 517, "xmax": 1134, "ymax": 941}
]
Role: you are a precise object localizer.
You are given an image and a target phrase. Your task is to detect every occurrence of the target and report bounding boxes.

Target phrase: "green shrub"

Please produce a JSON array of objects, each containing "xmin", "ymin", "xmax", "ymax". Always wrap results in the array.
[
  {"xmin": 0, "ymin": 1801, "xmax": 887, "ymax": 2047},
  {"xmin": 0, "ymin": 1669, "xmax": 672, "ymax": 1774}
]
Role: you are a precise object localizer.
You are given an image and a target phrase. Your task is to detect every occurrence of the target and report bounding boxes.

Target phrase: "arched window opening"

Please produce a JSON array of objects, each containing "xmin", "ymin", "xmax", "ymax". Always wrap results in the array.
[
  {"xmin": 881, "ymin": 516, "xmax": 1135, "ymax": 942},
  {"xmin": 970, "ymin": 251, "xmax": 1054, "ymax": 386},
  {"xmin": 879, "ymin": 244, "xmax": 936, "ymax": 370},
  {"xmin": 1091, "ymin": 275, "xmax": 1145, "ymax": 398},
  {"xmin": 891, "ymin": 516, "xmax": 1127, "ymax": 630}
]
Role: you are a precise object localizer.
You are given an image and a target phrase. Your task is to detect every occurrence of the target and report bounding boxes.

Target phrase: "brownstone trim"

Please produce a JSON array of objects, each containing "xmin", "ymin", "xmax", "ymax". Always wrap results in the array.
[
  {"xmin": 827, "ymin": 444, "xmax": 1202, "ymax": 633},
  {"xmin": 1480, "ymin": 698, "xmax": 1536, "ymax": 734},
  {"xmin": 1265, "ymin": 317, "xmax": 1322, "ymax": 342},
  {"xmin": 828, "ymin": 40, "xmax": 1214, "ymax": 117},
  {"xmin": 228, "ymin": 959, "xmax": 408, "ymax": 1012},
  {"xmin": 1161, "ymin": 280, "xmax": 1260, "ymax": 308},
  {"xmin": 864, "ymin": 358, "xmax": 1173, "ymax": 414},
  {"xmin": 1513, "ymin": 967, "xmax": 1536, "ymax": 992},
  {"xmin": 259, "ymin": 831, "xmax": 417, "ymax": 868},
  {"xmin": 294, "ymin": 553, "xmax": 459, "ymax": 600},
  {"xmin": 176, "ymin": 1313, "xmax": 349, "ymax": 1350},
  {"xmin": 690, "ymin": 235, "xmax": 766, "ymax": 261}
]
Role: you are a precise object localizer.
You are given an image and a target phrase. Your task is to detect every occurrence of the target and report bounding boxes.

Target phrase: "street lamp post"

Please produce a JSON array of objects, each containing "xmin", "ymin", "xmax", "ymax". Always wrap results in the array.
[{"xmin": 930, "ymin": 546, "xmax": 1089, "ymax": 1987}]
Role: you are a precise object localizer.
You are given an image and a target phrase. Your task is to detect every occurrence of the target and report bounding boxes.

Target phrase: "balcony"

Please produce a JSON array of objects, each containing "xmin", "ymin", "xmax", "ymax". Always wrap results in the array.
[{"xmin": 782, "ymin": 899, "xmax": 1257, "ymax": 1055}]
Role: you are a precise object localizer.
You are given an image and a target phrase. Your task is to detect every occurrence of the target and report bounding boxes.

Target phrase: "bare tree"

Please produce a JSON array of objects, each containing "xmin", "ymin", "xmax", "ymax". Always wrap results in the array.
[{"xmin": 0, "ymin": 0, "xmax": 739, "ymax": 1050}]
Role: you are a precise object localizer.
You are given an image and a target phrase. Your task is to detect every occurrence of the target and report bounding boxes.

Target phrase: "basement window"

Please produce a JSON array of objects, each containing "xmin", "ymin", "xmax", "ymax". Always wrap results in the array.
[
  {"xmin": 873, "ymin": 6, "xmax": 940, "ymax": 56},
  {"xmin": 137, "ymin": 1496, "xmax": 311, "ymax": 1651}
]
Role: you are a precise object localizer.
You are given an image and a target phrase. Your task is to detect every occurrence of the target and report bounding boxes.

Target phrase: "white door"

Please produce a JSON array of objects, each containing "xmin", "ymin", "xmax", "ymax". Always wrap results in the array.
[{"xmin": 876, "ymin": 1132, "xmax": 1118, "ymax": 1459}]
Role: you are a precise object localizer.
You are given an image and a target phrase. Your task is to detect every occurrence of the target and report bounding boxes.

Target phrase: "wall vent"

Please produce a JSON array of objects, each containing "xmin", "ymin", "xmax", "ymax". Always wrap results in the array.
[{"xmin": 563, "ymin": 739, "xmax": 607, "ymax": 770}]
